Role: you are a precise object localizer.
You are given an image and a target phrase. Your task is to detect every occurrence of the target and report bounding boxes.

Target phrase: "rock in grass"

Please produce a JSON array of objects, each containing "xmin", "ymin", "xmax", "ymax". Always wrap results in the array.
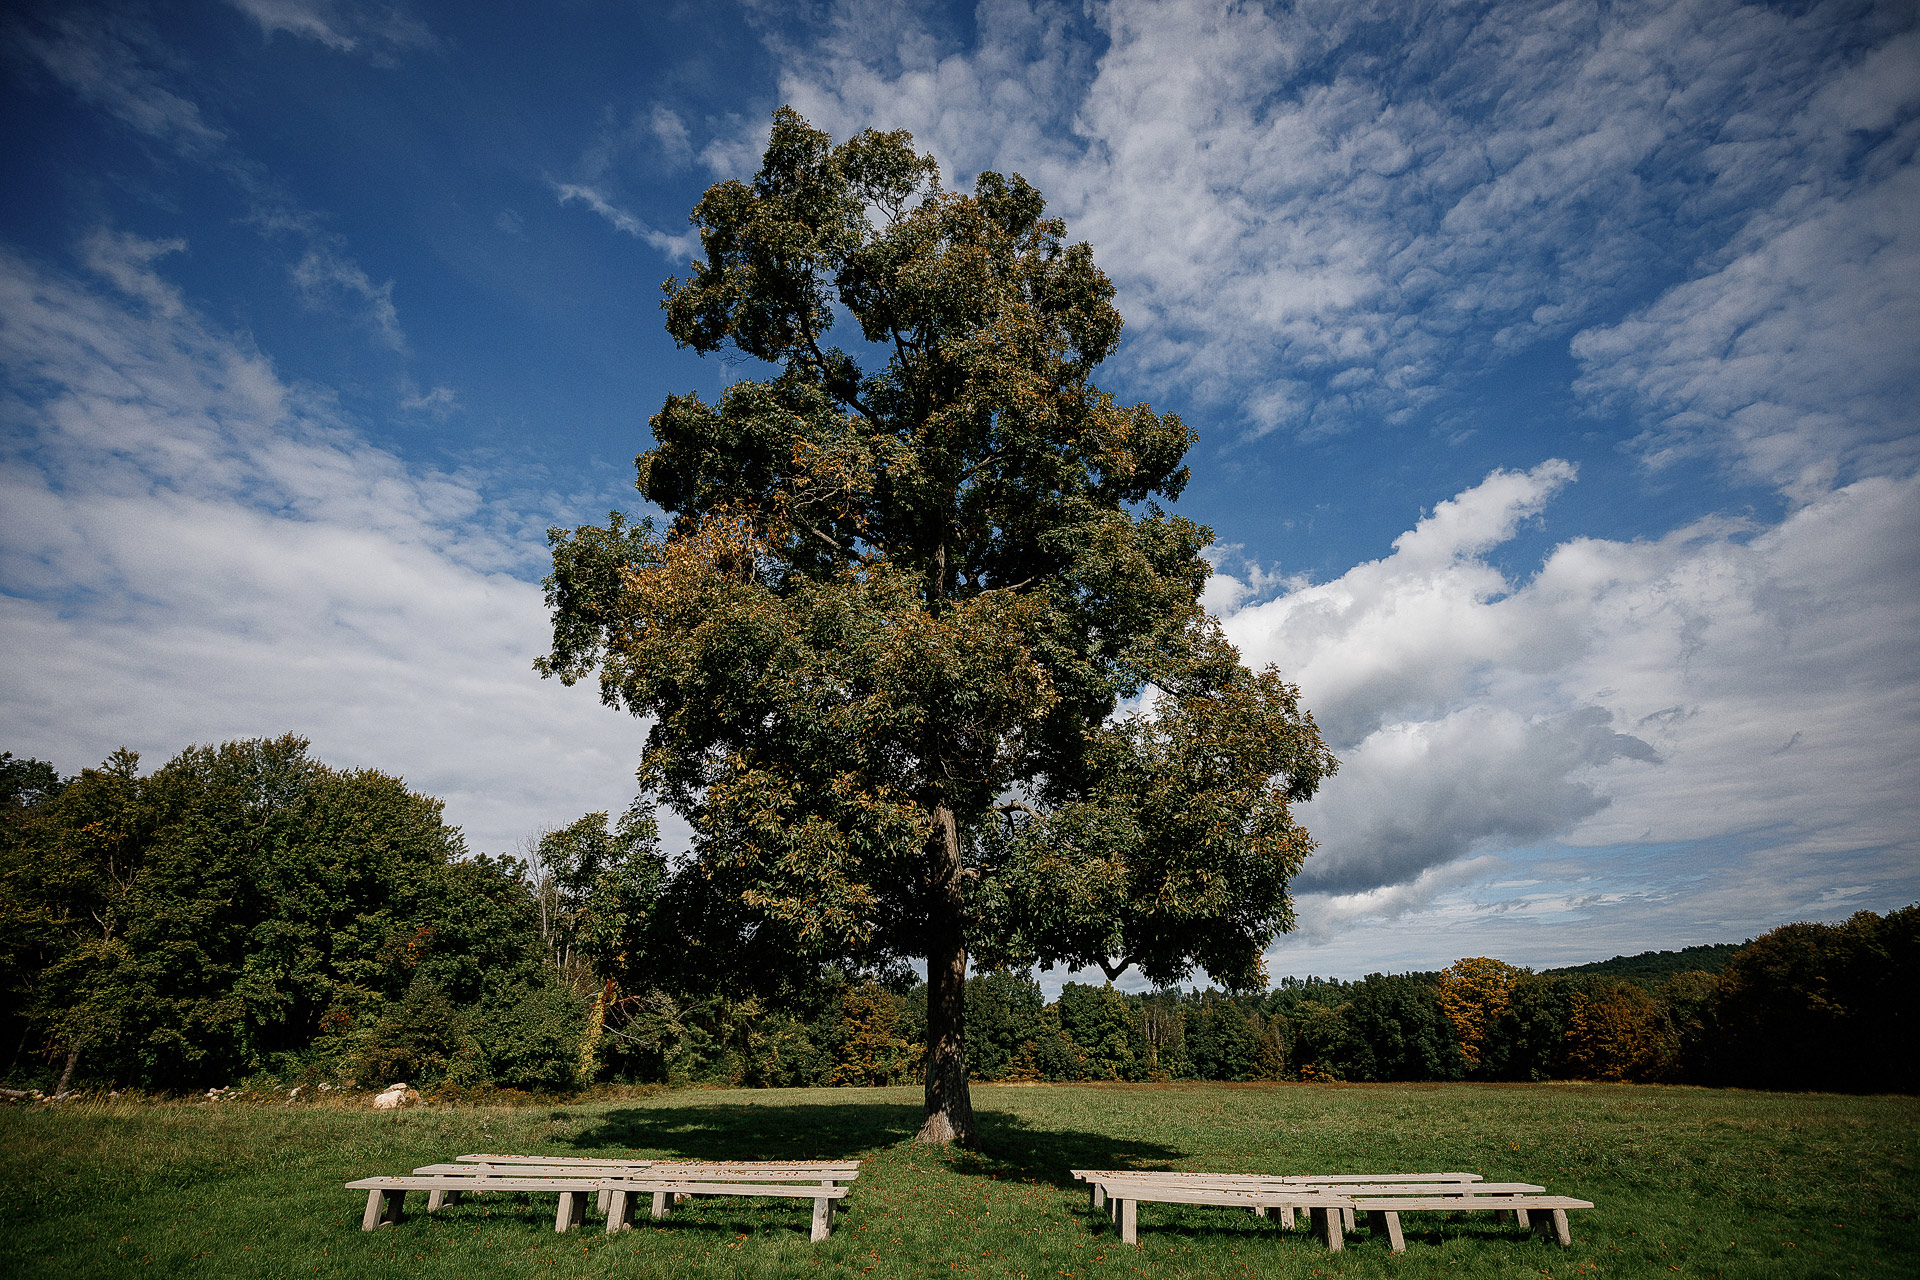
[{"xmin": 372, "ymin": 1083, "xmax": 420, "ymax": 1111}]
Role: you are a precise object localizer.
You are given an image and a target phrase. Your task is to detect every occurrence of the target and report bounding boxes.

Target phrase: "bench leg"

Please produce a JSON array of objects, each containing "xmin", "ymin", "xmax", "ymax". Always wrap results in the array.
[
  {"xmin": 1279, "ymin": 1205, "xmax": 1295, "ymax": 1229},
  {"xmin": 1311, "ymin": 1206, "xmax": 1344, "ymax": 1252},
  {"xmin": 1514, "ymin": 1207, "xmax": 1531, "ymax": 1229},
  {"xmin": 1530, "ymin": 1208, "xmax": 1570, "ymax": 1247},
  {"xmin": 1090, "ymin": 1184, "xmax": 1105, "ymax": 1211},
  {"xmin": 362, "ymin": 1189, "xmax": 385, "ymax": 1231},
  {"xmin": 811, "ymin": 1196, "xmax": 832, "ymax": 1242},
  {"xmin": 597, "ymin": 1188, "xmax": 610, "ymax": 1215},
  {"xmin": 1251, "ymin": 1205, "xmax": 1268, "ymax": 1218},
  {"xmin": 651, "ymin": 1190, "xmax": 669, "ymax": 1221},
  {"xmin": 555, "ymin": 1190, "xmax": 586, "ymax": 1233},
  {"xmin": 604, "ymin": 1188, "xmax": 629, "ymax": 1234},
  {"xmin": 1119, "ymin": 1199, "xmax": 1138, "ymax": 1247},
  {"xmin": 1342, "ymin": 1206, "xmax": 1355, "ymax": 1231},
  {"xmin": 1368, "ymin": 1210, "xmax": 1405, "ymax": 1253}
]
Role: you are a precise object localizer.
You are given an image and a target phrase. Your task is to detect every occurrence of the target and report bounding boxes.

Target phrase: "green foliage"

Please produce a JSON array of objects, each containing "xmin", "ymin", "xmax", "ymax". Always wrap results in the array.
[
  {"xmin": 1054, "ymin": 983, "xmax": 1141, "ymax": 1081},
  {"xmin": 473, "ymin": 981, "xmax": 591, "ymax": 1093},
  {"xmin": 1477, "ymin": 972, "xmax": 1576, "ymax": 1082},
  {"xmin": 1706, "ymin": 905, "xmax": 1919, "ymax": 1092},
  {"xmin": 1545, "ymin": 942, "xmax": 1748, "ymax": 984},
  {"xmin": 536, "ymin": 107, "xmax": 1336, "ymax": 1135},
  {"xmin": 7, "ymin": 734, "xmax": 1909, "ymax": 1100},
  {"xmin": 349, "ymin": 974, "xmax": 481, "ymax": 1087},
  {"xmin": 1341, "ymin": 973, "xmax": 1467, "ymax": 1083},
  {"xmin": 963, "ymin": 970, "xmax": 1050, "ymax": 1081},
  {"xmin": 1186, "ymin": 991, "xmax": 1260, "ymax": 1081},
  {"xmin": 0, "ymin": 737, "xmax": 578, "ymax": 1093},
  {"xmin": 530, "ymin": 805, "xmax": 665, "ymax": 993}
]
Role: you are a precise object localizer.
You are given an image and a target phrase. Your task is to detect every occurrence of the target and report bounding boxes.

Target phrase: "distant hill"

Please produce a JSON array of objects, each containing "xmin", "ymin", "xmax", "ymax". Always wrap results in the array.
[{"xmin": 1545, "ymin": 941, "xmax": 1749, "ymax": 985}]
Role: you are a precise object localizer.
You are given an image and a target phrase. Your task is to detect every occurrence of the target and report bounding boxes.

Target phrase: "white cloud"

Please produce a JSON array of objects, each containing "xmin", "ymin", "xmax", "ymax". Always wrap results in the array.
[
  {"xmin": 224, "ymin": 0, "xmax": 437, "ymax": 60},
  {"xmin": 399, "ymin": 381, "xmax": 459, "ymax": 419},
  {"xmin": 1571, "ymin": 141, "xmax": 1920, "ymax": 501},
  {"xmin": 763, "ymin": 0, "xmax": 1919, "ymax": 464},
  {"xmin": 0, "ymin": 236, "xmax": 650, "ymax": 856},
  {"xmin": 12, "ymin": 8, "xmax": 416, "ymax": 358},
  {"xmin": 1214, "ymin": 463, "xmax": 1919, "ymax": 943},
  {"xmin": 9, "ymin": 10, "xmax": 225, "ymax": 158},
  {"xmin": 552, "ymin": 182, "xmax": 701, "ymax": 262},
  {"xmin": 290, "ymin": 245, "xmax": 407, "ymax": 352}
]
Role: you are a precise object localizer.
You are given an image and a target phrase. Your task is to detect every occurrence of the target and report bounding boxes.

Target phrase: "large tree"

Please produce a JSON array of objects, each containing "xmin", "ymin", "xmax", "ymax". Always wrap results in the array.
[{"xmin": 539, "ymin": 108, "xmax": 1335, "ymax": 1143}]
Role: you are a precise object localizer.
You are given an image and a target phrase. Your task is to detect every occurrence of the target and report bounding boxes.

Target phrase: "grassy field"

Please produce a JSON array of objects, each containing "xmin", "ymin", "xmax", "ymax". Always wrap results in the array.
[{"xmin": 1, "ymin": 1082, "xmax": 1915, "ymax": 1279}]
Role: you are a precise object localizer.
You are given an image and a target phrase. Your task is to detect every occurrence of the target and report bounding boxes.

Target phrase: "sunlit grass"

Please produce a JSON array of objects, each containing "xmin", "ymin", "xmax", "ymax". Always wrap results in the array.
[{"xmin": 1, "ymin": 1082, "xmax": 1914, "ymax": 1278}]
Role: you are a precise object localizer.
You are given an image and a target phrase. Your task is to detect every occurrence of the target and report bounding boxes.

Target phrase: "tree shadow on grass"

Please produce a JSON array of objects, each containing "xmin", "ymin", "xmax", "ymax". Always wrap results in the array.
[
  {"xmin": 562, "ymin": 1098, "xmax": 923, "ymax": 1160},
  {"xmin": 559, "ymin": 1096, "xmax": 1183, "ymax": 1188},
  {"xmin": 958, "ymin": 1108, "xmax": 1188, "ymax": 1187}
]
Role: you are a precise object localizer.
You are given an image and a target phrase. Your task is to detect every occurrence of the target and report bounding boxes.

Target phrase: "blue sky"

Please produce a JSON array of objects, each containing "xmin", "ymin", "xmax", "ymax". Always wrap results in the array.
[{"xmin": 3, "ymin": 0, "xmax": 1915, "ymax": 984}]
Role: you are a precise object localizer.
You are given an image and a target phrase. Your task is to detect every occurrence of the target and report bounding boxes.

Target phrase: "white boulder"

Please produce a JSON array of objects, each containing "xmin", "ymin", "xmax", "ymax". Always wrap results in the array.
[{"xmin": 372, "ymin": 1083, "xmax": 419, "ymax": 1110}]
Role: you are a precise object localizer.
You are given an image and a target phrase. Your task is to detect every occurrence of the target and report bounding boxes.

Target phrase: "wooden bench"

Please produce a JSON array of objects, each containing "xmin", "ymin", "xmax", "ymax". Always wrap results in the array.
[
  {"xmin": 599, "ymin": 1177, "xmax": 850, "ymax": 1241},
  {"xmin": 1086, "ymin": 1178, "xmax": 1357, "ymax": 1248},
  {"xmin": 450, "ymin": 1155, "xmax": 859, "ymax": 1216},
  {"xmin": 1349, "ymin": 1192, "xmax": 1594, "ymax": 1251},
  {"xmin": 346, "ymin": 1175, "xmax": 607, "ymax": 1233},
  {"xmin": 1072, "ymin": 1170, "xmax": 1483, "ymax": 1230},
  {"xmin": 423, "ymin": 1161, "xmax": 858, "ymax": 1208},
  {"xmin": 1072, "ymin": 1172, "xmax": 1583, "ymax": 1252}
]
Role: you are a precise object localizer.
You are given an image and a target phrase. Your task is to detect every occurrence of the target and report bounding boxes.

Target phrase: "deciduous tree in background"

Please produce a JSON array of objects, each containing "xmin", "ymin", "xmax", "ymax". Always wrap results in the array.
[
  {"xmin": 539, "ymin": 108, "xmax": 1335, "ymax": 1143},
  {"xmin": 1437, "ymin": 956, "xmax": 1523, "ymax": 1075}
]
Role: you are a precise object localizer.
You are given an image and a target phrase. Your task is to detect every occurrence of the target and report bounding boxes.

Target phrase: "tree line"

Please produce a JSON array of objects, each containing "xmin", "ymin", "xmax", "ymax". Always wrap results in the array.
[{"xmin": 3, "ymin": 741, "xmax": 1910, "ymax": 1097}]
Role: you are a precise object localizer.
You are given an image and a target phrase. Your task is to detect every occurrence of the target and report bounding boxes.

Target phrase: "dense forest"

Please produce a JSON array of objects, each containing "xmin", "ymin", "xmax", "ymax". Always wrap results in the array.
[{"xmin": 3, "ymin": 740, "xmax": 1913, "ymax": 1096}]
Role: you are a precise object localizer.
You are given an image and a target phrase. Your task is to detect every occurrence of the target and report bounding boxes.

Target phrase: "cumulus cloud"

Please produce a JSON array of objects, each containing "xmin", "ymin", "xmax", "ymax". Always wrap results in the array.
[
  {"xmin": 762, "ymin": 0, "xmax": 1919, "ymax": 463},
  {"xmin": 0, "ymin": 236, "xmax": 648, "ymax": 856},
  {"xmin": 1214, "ymin": 463, "xmax": 1920, "ymax": 953}
]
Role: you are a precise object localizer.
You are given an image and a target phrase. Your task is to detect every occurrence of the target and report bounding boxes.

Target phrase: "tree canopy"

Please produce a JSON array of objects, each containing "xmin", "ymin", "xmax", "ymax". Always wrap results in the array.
[{"xmin": 539, "ymin": 107, "xmax": 1336, "ymax": 1142}]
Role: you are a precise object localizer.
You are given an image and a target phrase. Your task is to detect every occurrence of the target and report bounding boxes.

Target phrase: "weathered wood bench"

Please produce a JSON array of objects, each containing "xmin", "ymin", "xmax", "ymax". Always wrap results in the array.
[
  {"xmin": 1072, "ymin": 1171, "xmax": 1584, "ymax": 1252},
  {"xmin": 418, "ymin": 1161, "xmax": 646, "ymax": 1212},
  {"xmin": 1072, "ymin": 1170, "xmax": 1483, "ymax": 1231},
  {"xmin": 1085, "ymin": 1178, "xmax": 1357, "ymax": 1248},
  {"xmin": 1348, "ymin": 1192, "xmax": 1594, "ymax": 1251},
  {"xmin": 346, "ymin": 1175, "xmax": 607, "ymax": 1233},
  {"xmin": 450, "ymin": 1155, "xmax": 859, "ymax": 1215},
  {"xmin": 599, "ymin": 1177, "xmax": 850, "ymax": 1241}
]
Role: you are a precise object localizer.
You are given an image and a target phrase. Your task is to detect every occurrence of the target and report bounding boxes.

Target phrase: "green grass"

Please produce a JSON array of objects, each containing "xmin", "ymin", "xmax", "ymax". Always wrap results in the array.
[{"xmin": 1, "ymin": 1082, "xmax": 1915, "ymax": 1278}]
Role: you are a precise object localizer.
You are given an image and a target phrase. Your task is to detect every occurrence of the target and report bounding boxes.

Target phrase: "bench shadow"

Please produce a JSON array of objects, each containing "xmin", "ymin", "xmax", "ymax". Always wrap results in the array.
[{"xmin": 558, "ymin": 1095, "xmax": 1184, "ymax": 1189}]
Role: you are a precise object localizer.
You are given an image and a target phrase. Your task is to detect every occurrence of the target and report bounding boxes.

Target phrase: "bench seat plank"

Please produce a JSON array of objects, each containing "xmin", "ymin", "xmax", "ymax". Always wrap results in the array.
[
  {"xmin": 417, "ymin": 1163, "xmax": 853, "ymax": 1182},
  {"xmin": 1347, "ymin": 1195, "xmax": 1592, "ymax": 1211}
]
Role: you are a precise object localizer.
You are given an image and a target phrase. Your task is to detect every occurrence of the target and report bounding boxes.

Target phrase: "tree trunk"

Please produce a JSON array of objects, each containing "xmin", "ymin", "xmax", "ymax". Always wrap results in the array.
[
  {"xmin": 54, "ymin": 1046, "xmax": 79, "ymax": 1096},
  {"xmin": 916, "ymin": 802, "xmax": 975, "ymax": 1145}
]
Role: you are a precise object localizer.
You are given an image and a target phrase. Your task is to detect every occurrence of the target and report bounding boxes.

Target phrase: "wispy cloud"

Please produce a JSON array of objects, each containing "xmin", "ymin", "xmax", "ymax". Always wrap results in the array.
[
  {"xmin": 547, "ymin": 101, "xmax": 733, "ymax": 261},
  {"xmin": 8, "ymin": 9, "xmax": 225, "ymax": 159},
  {"xmin": 552, "ymin": 182, "xmax": 700, "ymax": 262},
  {"xmin": 11, "ymin": 7, "xmax": 418, "ymax": 358},
  {"xmin": 0, "ymin": 235, "xmax": 645, "ymax": 855},
  {"xmin": 290, "ymin": 245, "xmax": 407, "ymax": 352},
  {"xmin": 224, "ymin": 0, "xmax": 437, "ymax": 61},
  {"xmin": 762, "ymin": 0, "xmax": 1919, "ymax": 475}
]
